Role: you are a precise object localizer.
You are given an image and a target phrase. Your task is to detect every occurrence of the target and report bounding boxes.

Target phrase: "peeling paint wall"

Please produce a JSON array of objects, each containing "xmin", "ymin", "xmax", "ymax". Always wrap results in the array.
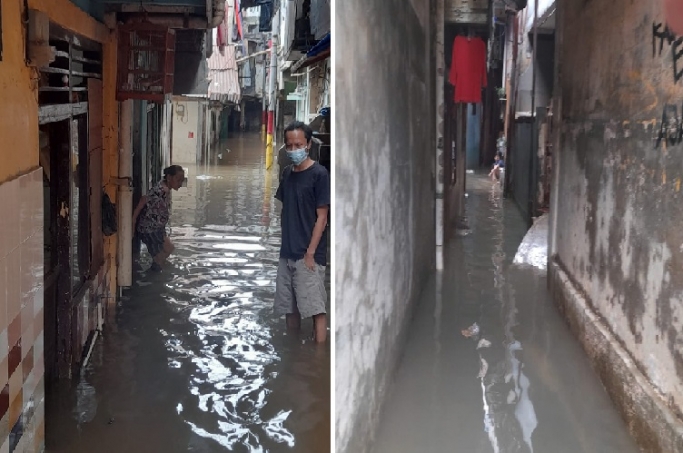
[
  {"xmin": 0, "ymin": 1, "xmax": 40, "ymax": 185},
  {"xmin": 335, "ymin": 0, "xmax": 435, "ymax": 450},
  {"xmin": 552, "ymin": 0, "xmax": 683, "ymax": 423}
]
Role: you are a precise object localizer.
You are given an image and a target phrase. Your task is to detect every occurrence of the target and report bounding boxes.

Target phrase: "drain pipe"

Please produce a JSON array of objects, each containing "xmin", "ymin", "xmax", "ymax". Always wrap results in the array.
[
  {"xmin": 210, "ymin": 0, "xmax": 226, "ymax": 28},
  {"xmin": 117, "ymin": 100, "xmax": 134, "ymax": 288},
  {"xmin": 80, "ymin": 330, "xmax": 100, "ymax": 373},
  {"xmin": 265, "ymin": 8, "xmax": 280, "ymax": 169}
]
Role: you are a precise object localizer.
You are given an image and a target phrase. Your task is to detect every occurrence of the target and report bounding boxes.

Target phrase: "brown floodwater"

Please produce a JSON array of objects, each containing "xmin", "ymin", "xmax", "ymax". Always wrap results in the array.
[
  {"xmin": 372, "ymin": 175, "xmax": 640, "ymax": 453},
  {"xmin": 45, "ymin": 134, "xmax": 330, "ymax": 453}
]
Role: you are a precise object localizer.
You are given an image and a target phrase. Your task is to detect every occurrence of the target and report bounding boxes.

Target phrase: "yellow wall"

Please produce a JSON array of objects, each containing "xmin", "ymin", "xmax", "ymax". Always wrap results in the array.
[
  {"xmin": 0, "ymin": 0, "xmax": 112, "ymax": 185},
  {"xmin": 28, "ymin": 0, "xmax": 109, "ymax": 43},
  {"xmin": 1, "ymin": 0, "xmax": 119, "ymax": 295},
  {"xmin": 102, "ymin": 34, "xmax": 120, "ymax": 302},
  {"xmin": 0, "ymin": 0, "xmax": 40, "ymax": 184}
]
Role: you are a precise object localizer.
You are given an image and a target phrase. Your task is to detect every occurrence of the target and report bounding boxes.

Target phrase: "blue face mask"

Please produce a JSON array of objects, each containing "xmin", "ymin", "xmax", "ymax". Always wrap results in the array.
[{"xmin": 287, "ymin": 147, "xmax": 308, "ymax": 166}]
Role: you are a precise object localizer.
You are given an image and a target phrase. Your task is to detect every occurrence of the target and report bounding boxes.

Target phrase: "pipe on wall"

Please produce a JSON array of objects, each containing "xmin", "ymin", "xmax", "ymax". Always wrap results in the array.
[{"xmin": 117, "ymin": 100, "xmax": 134, "ymax": 288}]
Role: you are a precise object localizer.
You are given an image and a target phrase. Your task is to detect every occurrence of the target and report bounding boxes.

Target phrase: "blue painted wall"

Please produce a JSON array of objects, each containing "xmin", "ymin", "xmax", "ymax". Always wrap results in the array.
[
  {"xmin": 69, "ymin": 0, "xmax": 105, "ymax": 21},
  {"xmin": 466, "ymin": 103, "xmax": 481, "ymax": 169}
]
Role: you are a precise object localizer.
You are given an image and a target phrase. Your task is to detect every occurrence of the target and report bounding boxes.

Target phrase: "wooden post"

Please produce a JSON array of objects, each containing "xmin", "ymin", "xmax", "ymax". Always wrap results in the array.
[{"xmin": 28, "ymin": 9, "xmax": 56, "ymax": 67}]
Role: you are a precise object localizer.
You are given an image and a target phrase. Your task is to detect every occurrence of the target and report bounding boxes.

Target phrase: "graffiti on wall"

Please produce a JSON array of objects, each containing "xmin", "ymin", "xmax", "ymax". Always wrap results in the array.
[
  {"xmin": 655, "ymin": 103, "xmax": 683, "ymax": 148},
  {"xmin": 653, "ymin": 22, "xmax": 683, "ymax": 83}
]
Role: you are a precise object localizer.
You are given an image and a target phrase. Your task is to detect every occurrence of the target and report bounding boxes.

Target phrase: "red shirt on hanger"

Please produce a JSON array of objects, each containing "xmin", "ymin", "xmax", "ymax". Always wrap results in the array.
[{"xmin": 448, "ymin": 36, "xmax": 487, "ymax": 104}]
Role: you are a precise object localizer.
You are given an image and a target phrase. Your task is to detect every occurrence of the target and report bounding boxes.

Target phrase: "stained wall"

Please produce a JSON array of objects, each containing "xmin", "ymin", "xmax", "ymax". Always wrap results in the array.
[
  {"xmin": 549, "ymin": 0, "xmax": 683, "ymax": 449},
  {"xmin": 335, "ymin": 0, "xmax": 436, "ymax": 451}
]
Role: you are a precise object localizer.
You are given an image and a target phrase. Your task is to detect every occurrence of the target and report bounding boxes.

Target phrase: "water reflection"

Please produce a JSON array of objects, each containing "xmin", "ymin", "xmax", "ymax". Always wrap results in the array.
[
  {"xmin": 46, "ymin": 134, "xmax": 330, "ymax": 453},
  {"xmin": 372, "ymin": 174, "xmax": 639, "ymax": 453}
]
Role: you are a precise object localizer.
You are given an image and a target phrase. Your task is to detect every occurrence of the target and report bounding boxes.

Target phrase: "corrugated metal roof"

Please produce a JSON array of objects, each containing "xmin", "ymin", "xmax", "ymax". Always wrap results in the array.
[{"xmin": 207, "ymin": 45, "xmax": 241, "ymax": 104}]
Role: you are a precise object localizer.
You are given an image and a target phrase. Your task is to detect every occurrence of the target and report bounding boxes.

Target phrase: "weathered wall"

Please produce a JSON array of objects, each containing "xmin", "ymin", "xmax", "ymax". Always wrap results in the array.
[
  {"xmin": 0, "ymin": 0, "xmax": 107, "ymax": 183},
  {"xmin": 516, "ymin": 35, "xmax": 555, "ymax": 114},
  {"xmin": 514, "ymin": 0, "xmax": 556, "ymax": 115},
  {"xmin": 335, "ymin": 0, "xmax": 435, "ymax": 451},
  {"xmin": 550, "ymin": 0, "xmax": 683, "ymax": 449},
  {"xmin": 0, "ymin": 0, "xmax": 40, "ymax": 185},
  {"xmin": 171, "ymin": 99, "xmax": 201, "ymax": 164}
]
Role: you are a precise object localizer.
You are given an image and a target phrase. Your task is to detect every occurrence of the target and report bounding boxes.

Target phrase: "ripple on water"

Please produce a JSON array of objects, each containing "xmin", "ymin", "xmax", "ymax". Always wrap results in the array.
[{"xmin": 46, "ymin": 138, "xmax": 328, "ymax": 453}]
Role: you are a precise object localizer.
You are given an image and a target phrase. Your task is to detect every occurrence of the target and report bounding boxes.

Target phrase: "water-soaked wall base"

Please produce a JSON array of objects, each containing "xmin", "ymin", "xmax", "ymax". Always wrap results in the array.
[
  {"xmin": 549, "ymin": 260, "xmax": 683, "ymax": 453},
  {"xmin": 550, "ymin": 0, "xmax": 683, "ymax": 435},
  {"xmin": 335, "ymin": 0, "xmax": 434, "ymax": 450}
]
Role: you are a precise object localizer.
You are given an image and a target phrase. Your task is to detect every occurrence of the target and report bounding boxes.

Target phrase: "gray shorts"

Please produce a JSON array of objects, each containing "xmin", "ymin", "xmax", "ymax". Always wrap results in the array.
[{"xmin": 274, "ymin": 258, "xmax": 327, "ymax": 319}]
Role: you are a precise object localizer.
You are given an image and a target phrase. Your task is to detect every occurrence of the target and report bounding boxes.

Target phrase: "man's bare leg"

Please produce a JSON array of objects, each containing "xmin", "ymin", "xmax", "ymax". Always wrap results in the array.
[
  {"xmin": 312, "ymin": 314, "xmax": 327, "ymax": 343},
  {"xmin": 286, "ymin": 313, "xmax": 301, "ymax": 330}
]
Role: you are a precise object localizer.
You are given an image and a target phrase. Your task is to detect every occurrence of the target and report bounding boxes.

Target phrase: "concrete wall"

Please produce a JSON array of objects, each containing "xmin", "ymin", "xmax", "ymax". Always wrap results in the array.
[
  {"xmin": 171, "ymin": 99, "xmax": 201, "ymax": 164},
  {"xmin": 549, "ymin": 0, "xmax": 683, "ymax": 450},
  {"xmin": 516, "ymin": 35, "xmax": 555, "ymax": 114},
  {"xmin": 513, "ymin": 0, "xmax": 556, "ymax": 116},
  {"xmin": 335, "ymin": 0, "xmax": 435, "ymax": 451},
  {"xmin": 0, "ymin": 1, "xmax": 40, "ymax": 185}
]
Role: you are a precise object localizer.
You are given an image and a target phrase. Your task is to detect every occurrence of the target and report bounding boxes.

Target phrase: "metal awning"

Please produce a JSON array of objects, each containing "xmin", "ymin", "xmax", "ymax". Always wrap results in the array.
[
  {"xmin": 207, "ymin": 45, "xmax": 241, "ymax": 104},
  {"xmin": 290, "ymin": 33, "xmax": 330, "ymax": 72}
]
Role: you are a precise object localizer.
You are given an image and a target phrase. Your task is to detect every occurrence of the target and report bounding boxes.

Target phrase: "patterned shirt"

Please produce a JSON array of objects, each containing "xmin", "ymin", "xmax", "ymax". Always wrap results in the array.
[{"xmin": 137, "ymin": 181, "xmax": 170, "ymax": 234}]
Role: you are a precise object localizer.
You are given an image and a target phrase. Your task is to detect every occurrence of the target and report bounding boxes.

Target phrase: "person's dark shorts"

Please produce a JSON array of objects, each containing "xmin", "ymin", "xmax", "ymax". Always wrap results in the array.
[{"xmin": 138, "ymin": 229, "xmax": 166, "ymax": 257}]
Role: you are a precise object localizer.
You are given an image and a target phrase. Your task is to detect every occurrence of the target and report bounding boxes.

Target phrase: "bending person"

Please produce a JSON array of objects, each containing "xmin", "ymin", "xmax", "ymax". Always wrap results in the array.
[{"xmin": 133, "ymin": 165, "xmax": 185, "ymax": 272}]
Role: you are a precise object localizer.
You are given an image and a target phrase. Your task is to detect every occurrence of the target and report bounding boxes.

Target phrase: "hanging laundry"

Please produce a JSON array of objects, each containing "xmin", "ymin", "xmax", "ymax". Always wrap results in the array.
[
  {"xmin": 448, "ymin": 35, "xmax": 487, "ymax": 104},
  {"xmin": 259, "ymin": 1, "xmax": 273, "ymax": 32},
  {"xmin": 216, "ymin": 2, "xmax": 229, "ymax": 50},
  {"xmin": 235, "ymin": 0, "xmax": 244, "ymax": 40}
]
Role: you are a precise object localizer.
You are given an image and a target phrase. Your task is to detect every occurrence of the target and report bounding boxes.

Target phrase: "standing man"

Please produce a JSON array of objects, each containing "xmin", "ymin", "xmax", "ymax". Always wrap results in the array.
[
  {"xmin": 277, "ymin": 135, "xmax": 322, "ymax": 182},
  {"xmin": 274, "ymin": 121, "xmax": 330, "ymax": 342}
]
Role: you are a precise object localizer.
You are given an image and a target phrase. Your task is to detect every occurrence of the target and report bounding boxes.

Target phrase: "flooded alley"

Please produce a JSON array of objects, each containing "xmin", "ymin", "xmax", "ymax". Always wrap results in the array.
[
  {"xmin": 45, "ymin": 135, "xmax": 330, "ymax": 453},
  {"xmin": 372, "ymin": 175, "xmax": 640, "ymax": 453}
]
